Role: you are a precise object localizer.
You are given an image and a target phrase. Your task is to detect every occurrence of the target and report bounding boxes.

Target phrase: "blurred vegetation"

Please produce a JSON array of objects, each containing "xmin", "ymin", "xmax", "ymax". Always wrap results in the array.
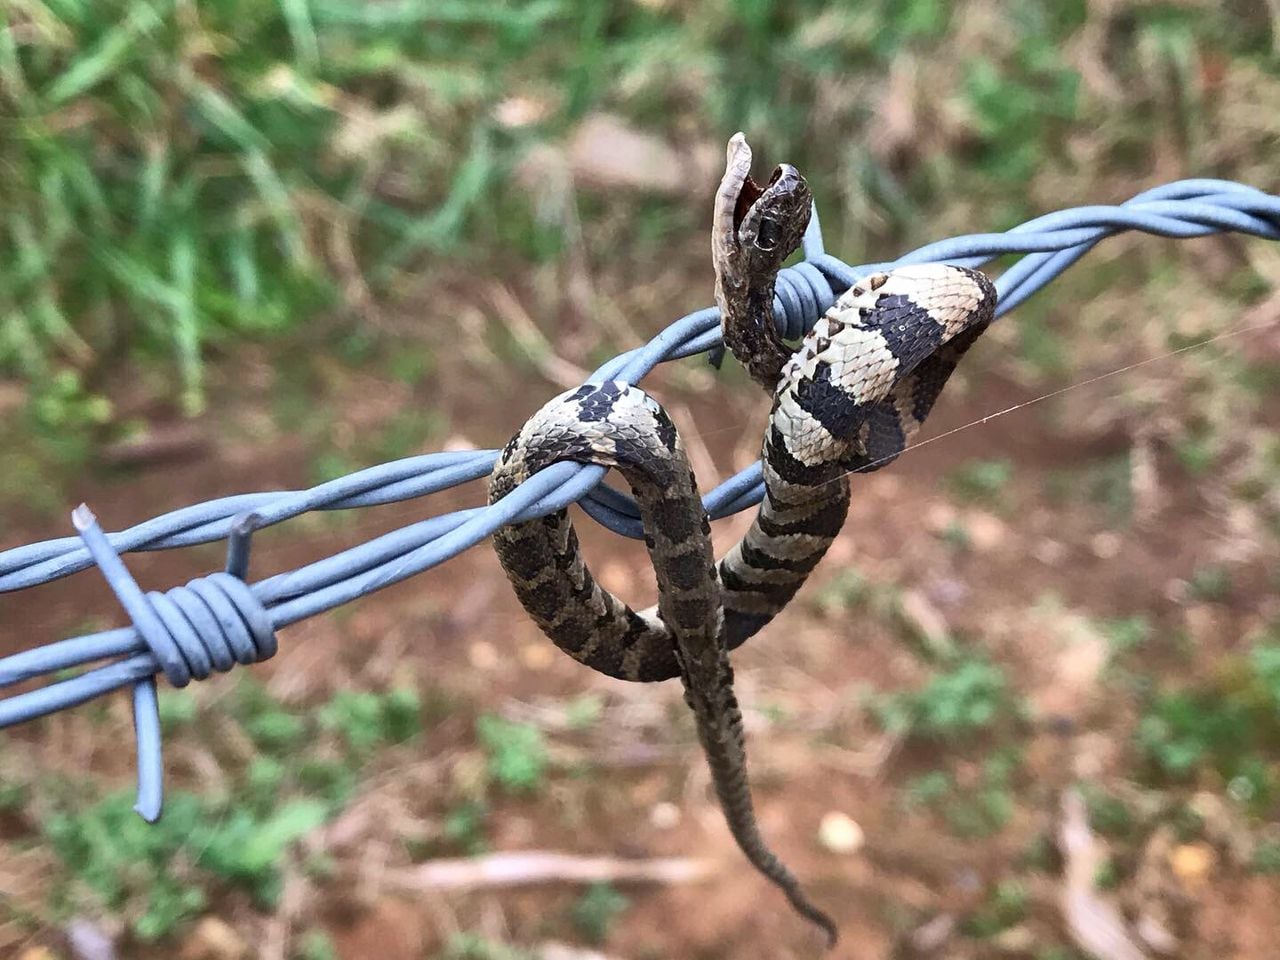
[
  {"xmin": 3, "ymin": 1, "xmax": 1277, "ymax": 450},
  {"xmin": 570, "ymin": 882, "xmax": 630, "ymax": 944},
  {"xmin": 4, "ymin": 0, "xmax": 1280, "ymax": 956},
  {"xmin": 38, "ymin": 676, "xmax": 421, "ymax": 940},
  {"xmin": 1137, "ymin": 636, "xmax": 1280, "ymax": 809},
  {"xmin": 476, "ymin": 712, "xmax": 548, "ymax": 794},
  {"xmin": 873, "ymin": 653, "xmax": 1020, "ymax": 742}
]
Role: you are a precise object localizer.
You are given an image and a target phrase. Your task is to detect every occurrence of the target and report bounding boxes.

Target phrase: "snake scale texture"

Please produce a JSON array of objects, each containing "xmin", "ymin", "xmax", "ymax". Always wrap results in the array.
[{"xmin": 489, "ymin": 134, "xmax": 997, "ymax": 947}]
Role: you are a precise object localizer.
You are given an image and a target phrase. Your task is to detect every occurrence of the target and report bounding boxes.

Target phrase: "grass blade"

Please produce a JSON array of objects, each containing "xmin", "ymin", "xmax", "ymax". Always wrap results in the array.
[
  {"xmin": 279, "ymin": 0, "xmax": 320, "ymax": 71},
  {"xmin": 169, "ymin": 230, "xmax": 202, "ymax": 414},
  {"xmin": 42, "ymin": 1, "xmax": 167, "ymax": 106}
]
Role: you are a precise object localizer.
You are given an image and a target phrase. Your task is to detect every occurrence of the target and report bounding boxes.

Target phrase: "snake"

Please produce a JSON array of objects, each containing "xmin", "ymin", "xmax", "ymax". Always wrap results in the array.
[{"xmin": 488, "ymin": 133, "xmax": 997, "ymax": 947}]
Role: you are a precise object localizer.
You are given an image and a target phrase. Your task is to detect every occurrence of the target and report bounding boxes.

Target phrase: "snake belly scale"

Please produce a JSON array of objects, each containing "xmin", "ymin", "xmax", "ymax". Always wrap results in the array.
[{"xmin": 489, "ymin": 133, "xmax": 997, "ymax": 947}]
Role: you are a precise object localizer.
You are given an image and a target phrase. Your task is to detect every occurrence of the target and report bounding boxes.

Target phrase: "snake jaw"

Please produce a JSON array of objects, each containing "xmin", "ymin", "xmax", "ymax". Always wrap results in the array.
[
  {"xmin": 713, "ymin": 134, "xmax": 814, "ymax": 388},
  {"xmin": 737, "ymin": 163, "xmax": 811, "ymax": 267},
  {"xmin": 713, "ymin": 133, "xmax": 754, "ymax": 291},
  {"xmin": 714, "ymin": 134, "xmax": 812, "ymax": 281}
]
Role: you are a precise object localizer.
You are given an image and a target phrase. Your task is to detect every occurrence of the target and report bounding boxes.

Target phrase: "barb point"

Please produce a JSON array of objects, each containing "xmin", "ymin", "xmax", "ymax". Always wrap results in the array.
[{"xmin": 71, "ymin": 504, "xmax": 97, "ymax": 531}]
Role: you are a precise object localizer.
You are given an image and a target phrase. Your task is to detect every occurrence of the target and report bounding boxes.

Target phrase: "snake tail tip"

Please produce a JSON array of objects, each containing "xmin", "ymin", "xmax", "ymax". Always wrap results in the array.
[{"xmin": 820, "ymin": 918, "xmax": 838, "ymax": 950}]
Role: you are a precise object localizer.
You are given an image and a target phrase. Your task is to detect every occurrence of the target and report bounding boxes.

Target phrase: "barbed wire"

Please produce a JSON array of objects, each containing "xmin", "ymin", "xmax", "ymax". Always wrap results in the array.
[{"xmin": 2, "ymin": 178, "xmax": 1279, "ymax": 821}]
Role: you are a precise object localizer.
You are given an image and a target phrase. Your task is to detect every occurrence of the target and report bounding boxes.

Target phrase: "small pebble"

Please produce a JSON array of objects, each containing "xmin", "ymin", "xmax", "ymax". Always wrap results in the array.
[
  {"xmin": 468, "ymin": 641, "xmax": 499, "ymax": 671},
  {"xmin": 1170, "ymin": 842, "xmax": 1215, "ymax": 887},
  {"xmin": 1090, "ymin": 531, "xmax": 1121, "ymax": 559},
  {"xmin": 817, "ymin": 811, "xmax": 864, "ymax": 854},
  {"xmin": 519, "ymin": 642, "xmax": 555, "ymax": 670},
  {"xmin": 179, "ymin": 917, "xmax": 248, "ymax": 960},
  {"xmin": 992, "ymin": 926, "xmax": 1035, "ymax": 952},
  {"xmin": 1032, "ymin": 538, "xmax": 1067, "ymax": 566},
  {"xmin": 924, "ymin": 501, "xmax": 958, "ymax": 533},
  {"xmin": 649, "ymin": 801, "xmax": 681, "ymax": 830},
  {"xmin": 908, "ymin": 913, "xmax": 955, "ymax": 952},
  {"xmin": 965, "ymin": 511, "xmax": 1006, "ymax": 552},
  {"xmin": 66, "ymin": 917, "xmax": 116, "ymax": 960}
]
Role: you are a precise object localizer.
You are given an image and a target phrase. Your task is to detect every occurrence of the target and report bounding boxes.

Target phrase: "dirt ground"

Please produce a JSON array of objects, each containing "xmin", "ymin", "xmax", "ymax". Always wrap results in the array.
[
  {"xmin": 3, "ymin": 273, "xmax": 1280, "ymax": 960},
  {"xmin": 6, "ymin": 2, "xmax": 1280, "ymax": 955}
]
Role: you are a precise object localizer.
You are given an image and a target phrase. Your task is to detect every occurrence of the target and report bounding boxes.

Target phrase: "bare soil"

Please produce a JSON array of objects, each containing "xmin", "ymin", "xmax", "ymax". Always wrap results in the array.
[{"xmin": 2, "ymin": 317, "xmax": 1278, "ymax": 960}]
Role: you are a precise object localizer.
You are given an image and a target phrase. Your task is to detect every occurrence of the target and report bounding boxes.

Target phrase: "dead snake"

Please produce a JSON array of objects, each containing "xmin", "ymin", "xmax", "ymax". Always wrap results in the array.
[{"xmin": 488, "ymin": 134, "xmax": 997, "ymax": 946}]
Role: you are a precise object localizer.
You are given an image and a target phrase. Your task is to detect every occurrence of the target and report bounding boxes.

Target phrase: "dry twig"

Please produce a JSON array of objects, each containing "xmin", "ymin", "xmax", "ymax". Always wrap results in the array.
[
  {"xmin": 1058, "ymin": 789, "xmax": 1150, "ymax": 960},
  {"xmin": 385, "ymin": 851, "xmax": 715, "ymax": 892}
]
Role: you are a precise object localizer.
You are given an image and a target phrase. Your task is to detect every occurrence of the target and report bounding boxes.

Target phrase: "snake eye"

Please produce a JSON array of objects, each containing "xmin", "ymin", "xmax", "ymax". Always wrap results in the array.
[{"xmin": 755, "ymin": 216, "xmax": 780, "ymax": 251}]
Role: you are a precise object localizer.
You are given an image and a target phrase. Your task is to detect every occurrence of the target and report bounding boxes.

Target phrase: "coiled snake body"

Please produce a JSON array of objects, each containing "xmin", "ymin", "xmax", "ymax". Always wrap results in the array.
[{"xmin": 489, "ymin": 135, "xmax": 997, "ymax": 946}]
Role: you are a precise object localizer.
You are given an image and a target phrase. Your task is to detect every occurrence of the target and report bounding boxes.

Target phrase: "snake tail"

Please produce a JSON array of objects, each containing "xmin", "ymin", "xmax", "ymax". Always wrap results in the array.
[{"xmin": 489, "ymin": 381, "xmax": 837, "ymax": 945}]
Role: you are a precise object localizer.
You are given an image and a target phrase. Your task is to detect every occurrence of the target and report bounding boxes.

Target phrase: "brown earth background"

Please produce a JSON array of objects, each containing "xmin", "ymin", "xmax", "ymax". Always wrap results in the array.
[{"xmin": 2, "ymin": 3, "xmax": 1279, "ymax": 959}]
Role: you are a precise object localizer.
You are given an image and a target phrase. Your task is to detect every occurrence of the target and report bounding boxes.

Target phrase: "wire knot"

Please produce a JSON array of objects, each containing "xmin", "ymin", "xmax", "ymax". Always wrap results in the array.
[
  {"xmin": 134, "ymin": 573, "xmax": 276, "ymax": 686},
  {"xmin": 71, "ymin": 504, "xmax": 274, "ymax": 820},
  {"xmin": 773, "ymin": 261, "xmax": 838, "ymax": 340}
]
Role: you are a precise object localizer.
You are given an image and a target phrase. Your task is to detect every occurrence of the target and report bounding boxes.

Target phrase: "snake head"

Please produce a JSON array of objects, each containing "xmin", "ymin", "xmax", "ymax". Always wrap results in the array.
[{"xmin": 713, "ymin": 133, "xmax": 813, "ymax": 291}]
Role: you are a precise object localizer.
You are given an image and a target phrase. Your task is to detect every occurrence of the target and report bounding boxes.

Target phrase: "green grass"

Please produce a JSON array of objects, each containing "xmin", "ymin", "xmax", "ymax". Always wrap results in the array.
[
  {"xmin": 443, "ymin": 934, "xmax": 537, "ymax": 960},
  {"xmin": 570, "ymin": 882, "xmax": 630, "ymax": 943},
  {"xmin": 1100, "ymin": 615, "xmax": 1152, "ymax": 659},
  {"xmin": 10, "ymin": 0, "xmax": 1265, "ymax": 444},
  {"xmin": 45, "ymin": 788, "xmax": 326, "ymax": 939},
  {"xmin": 875, "ymin": 656, "xmax": 1018, "ymax": 741},
  {"xmin": 296, "ymin": 929, "xmax": 340, "ymax": 960},
  {"xmin": 443, "ymin": 799, "xmax": 489, "ymax": 855},
  {"xmin": 1253, "ymin": 838, "xmax": 1280, "ymax": 874},
  {"xmin": 318, "ymin": 686, "xmax": 422, "ymax": 752},
  {"xmin": 3, "ymin": 1, "xmax": 337, "ymax": 410},
  {"xmin": 902, "ymin": 769, "xmax": 953, "ymax": 810},
  {"xmin": 1187, "ymin": 564, "xmax": 1233, "ymax": 603},
  {"xmin": 1078, "ymin": 783, "xmax": 1136, "ymax": 839},
  {"xmin": 16, "ymin": 684, "xmax": 623, "ymax": 947},
  {"xmin": 3, "ymin": 0, "xmax": 1277, "ymax": 652},
  {"xmin": 5, "ymin": 3, "xmax": 1280, "ymax": 951},
  {"xmin": 39, "ymin": 677, "xmax": 425, "ymax": 940},
  {"xmin": 961, "ymin": 6, "xmax": 1082, "ymax": 185},
  {"xmin": 476, "ymin": 713, "xmax": 548, "ymax": 795},
  {"xmin": 946, "ymin": 457, "xmax": 1015, "ymax": 507},
  {"xmin": 1135, "ymin": 637, "xmax": 1280, "ymax": 812},
  {"xmin": 878, "ymin": 650, "xmax": 1027, "ymax": 839},
  {"xmin": 902, "ymin": 749, "xmax": 1022, "ymax": 839},
  {"xmin": 961, "ymin": 876, "xmax": 1029, "ymax": 938},
  {"xmin": 1042, "ymin": 453, "xmax": 1133, "ymax": 523}
]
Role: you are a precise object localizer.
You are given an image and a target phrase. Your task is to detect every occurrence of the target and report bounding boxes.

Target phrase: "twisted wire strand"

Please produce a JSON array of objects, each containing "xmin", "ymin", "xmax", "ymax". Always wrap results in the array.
[{"xmin": 2, "ymin": 179, "xmax": 1278, "ymax": 819}]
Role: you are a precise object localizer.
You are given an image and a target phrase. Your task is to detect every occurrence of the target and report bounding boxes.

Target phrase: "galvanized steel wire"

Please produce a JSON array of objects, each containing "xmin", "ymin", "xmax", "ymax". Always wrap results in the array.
[{"xmin": 2, "ymin": 177, "xmax": 1278, "ymax": 819}]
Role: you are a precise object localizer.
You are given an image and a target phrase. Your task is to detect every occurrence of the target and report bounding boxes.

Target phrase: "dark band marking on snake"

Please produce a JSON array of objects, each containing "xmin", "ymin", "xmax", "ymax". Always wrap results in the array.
[{"xmin": 489, "ymin": 133, "xmax": 997, "ymax": 947}]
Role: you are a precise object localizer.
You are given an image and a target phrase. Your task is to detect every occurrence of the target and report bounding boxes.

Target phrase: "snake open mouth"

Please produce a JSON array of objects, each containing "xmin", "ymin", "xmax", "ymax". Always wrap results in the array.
[{"xmin": 732, "ymin": 167, "xmax": 784, "ymax": 236}]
